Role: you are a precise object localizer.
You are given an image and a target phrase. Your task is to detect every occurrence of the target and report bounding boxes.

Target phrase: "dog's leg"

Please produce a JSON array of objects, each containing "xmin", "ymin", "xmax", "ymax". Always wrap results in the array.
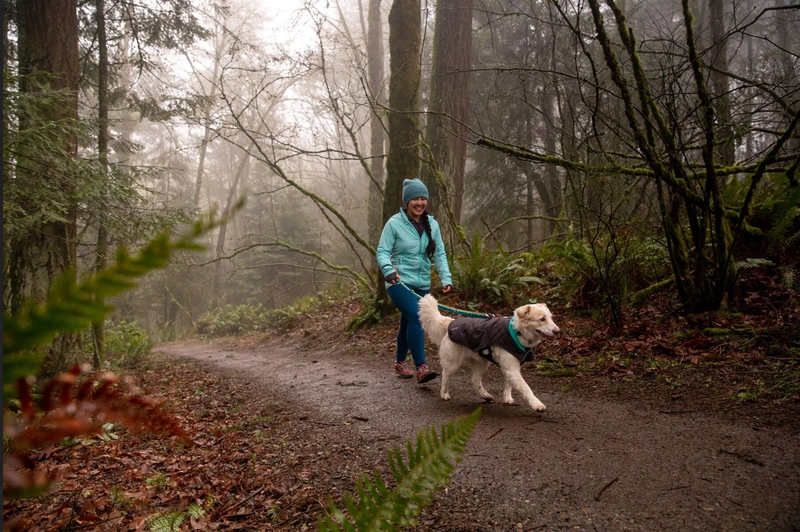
[
  {"xmin": 495, "ymin": 351, "xmax": 546, "ymax": 411},
  {"xmin": 502, "ymin": 380, "xmax": 514, "ymax": 405},
  {"xmin": 469, "ymin": 358, "xmax": 493, "ymax": 401},
  {"xmin": 440, "ymin": 365, "xmax": 451, "ymax": 401},
  {"xmin": 439, "ymin": 339, "xmax": 463, "ymax": 401}
]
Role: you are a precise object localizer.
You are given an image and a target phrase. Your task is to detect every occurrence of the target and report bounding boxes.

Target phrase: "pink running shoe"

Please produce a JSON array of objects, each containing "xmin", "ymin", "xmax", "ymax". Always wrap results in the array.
[
  {"xmin": 394, "ymin": 361, "xmax": 414, "ymax": 378},
  {"xmin": 416, "ymin": 364, "xmax": 438, "ymax": 384}
]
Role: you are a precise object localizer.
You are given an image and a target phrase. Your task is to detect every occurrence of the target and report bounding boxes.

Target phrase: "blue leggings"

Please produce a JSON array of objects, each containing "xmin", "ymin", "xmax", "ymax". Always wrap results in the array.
[{"xmin": 387, "ymin": 283, "xmax": 430, "ymax": 368}]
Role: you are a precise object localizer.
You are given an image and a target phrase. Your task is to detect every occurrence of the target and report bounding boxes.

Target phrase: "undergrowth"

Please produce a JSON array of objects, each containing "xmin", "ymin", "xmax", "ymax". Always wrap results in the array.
[
  {"xmin": 197, "ymin": 289, "xmax": 350, "ymax": 337},
  {"xmin": 91, "ymin": 320, "xmax": 154, "ymax": 368}
]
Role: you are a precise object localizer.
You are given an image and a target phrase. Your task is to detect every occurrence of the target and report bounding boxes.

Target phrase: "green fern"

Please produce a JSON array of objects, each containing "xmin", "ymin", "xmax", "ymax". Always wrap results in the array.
[
  {"xmin": 3, "ymin": 208, "xmax": 239, "ymax": 401},
  {"xmin": 736, "ymin": 258, "xmax": 775, "ymax": 270},
  {"xmin": 186, "ymin": 502, "xmax": 205, "ymax": 519},
  {"xmin": 145, "ymin": 511, "xmax": 185, "ymax": 532},
  {"xmin": 765, "ymin": 181, "xmax": 800, "ymax": 253},
  {"xmin": 318, "ymin": 408, "xmax": 481, "ymax": 532}
]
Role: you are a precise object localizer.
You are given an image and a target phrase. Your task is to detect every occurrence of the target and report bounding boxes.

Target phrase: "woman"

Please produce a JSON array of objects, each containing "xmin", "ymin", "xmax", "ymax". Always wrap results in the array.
[{"xmin": 376, "ymin": 178, "xmax": 452, "ymax": 383}]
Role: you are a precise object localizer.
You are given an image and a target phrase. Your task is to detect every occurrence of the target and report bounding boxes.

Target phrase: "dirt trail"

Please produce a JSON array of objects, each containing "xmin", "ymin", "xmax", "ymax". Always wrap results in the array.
[{"xmin": 156, "ymin": 339, "xmax": 800, "ymax": 531}]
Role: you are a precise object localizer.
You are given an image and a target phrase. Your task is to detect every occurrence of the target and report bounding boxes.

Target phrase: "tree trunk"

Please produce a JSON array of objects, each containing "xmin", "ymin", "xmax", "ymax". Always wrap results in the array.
[
  {"xmin": 3, "ymin": 1, "xmax": 12, "ymax": 67},
  {"xmin": 537, "ymin": 9, "xmax": 563, "ymax": 238},
  {"xmin": 585, "ymin": 0, "xmax": 739, "ymax": 312},
  {"xmin": 775, "ymin": 0, "xmax": 799, "ymax": 155},
  {"xmin": 522, "ymin": 104, "xmax": 556, "ymax": 243},
  {"xmin": 92, "ymin": 0, "xmax": 109, "ymax": 369},
  {"xmin": 385, "ymin": 0, "xmax": 421, "ymax": 216},
  {"xmin": 381, "ymin": 0, "xmax": 421, "ymax": 315},
  {"xmin": 707, "ymin": 0, "xmax": 735, "ymax": 167},
  {"xmin": 367, "ymin": 0, "xmax": 386, "ymax": 250},
  {"xmin": 541, "ymin": 79, "xmax": 563, "ymax": 236},
  {"xmin": 213, "ymin": 149, "xmax": 250, "ymax": 301},
  {"xmin": 194, "ymin": 8, "xmax": 227, "ymax": 208},
  {"xmin": 13, "ymin": 0, "xmax": 80, "ymax": 375},
  {"xmin": 421, "ymin": 0, "xmax": 472, "ymax": 244}
]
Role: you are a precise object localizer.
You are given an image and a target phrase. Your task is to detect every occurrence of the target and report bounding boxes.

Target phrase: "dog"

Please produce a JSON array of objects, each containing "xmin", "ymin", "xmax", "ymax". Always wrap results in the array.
[{"xmin": 418, "ymin": 294, "xmax": 560, "ymax": 411}]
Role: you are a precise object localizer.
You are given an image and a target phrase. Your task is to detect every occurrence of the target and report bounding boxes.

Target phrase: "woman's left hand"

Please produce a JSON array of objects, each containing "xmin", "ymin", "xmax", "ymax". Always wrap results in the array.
[{"xmin": 442, "ymin": 285, "xmax": 452, "ymax": 294}]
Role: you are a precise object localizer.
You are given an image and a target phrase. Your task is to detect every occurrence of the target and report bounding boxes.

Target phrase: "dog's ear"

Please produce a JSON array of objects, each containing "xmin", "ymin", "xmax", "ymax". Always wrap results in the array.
[{"xmin": 518, "ymin": 306, "xmax": 532, "ymax": 319}]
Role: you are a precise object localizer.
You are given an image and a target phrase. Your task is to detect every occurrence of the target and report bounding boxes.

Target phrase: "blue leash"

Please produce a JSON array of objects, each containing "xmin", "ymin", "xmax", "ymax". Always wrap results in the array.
[{"xmin": 396, "ymin": 281, "xmax": 491, "ymax": 319}]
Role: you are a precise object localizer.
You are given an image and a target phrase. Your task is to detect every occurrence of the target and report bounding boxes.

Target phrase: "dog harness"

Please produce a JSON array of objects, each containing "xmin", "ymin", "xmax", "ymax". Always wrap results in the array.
[{"xmin": 447, "ymin": 316, "xmax": 535, "ymax": 365}]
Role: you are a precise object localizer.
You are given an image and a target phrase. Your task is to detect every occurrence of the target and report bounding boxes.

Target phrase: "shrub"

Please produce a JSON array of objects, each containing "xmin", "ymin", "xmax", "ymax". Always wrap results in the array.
[
  {"xmin": 104, "ymin": 320, "xmax": 154, "ymax": 368},
  {"xmin": 544, "ymin": 233, "xmax": 670, "ymax": 310},
  {"xmin": 197, "ymin": 288, "xmax": 352, "ymax": 338},
  {"xmin": 450, "ymin": 234, "xmax": 549, "ymax": 310},
  {"xmin": 196, "ymin": 304, "xmax": 271, "ymax": 337}
]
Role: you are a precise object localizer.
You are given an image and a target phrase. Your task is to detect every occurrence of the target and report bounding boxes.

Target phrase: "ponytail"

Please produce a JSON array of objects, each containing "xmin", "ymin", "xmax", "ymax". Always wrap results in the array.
[{"xmin": 422, "ymin": 213, "xmax": 436, "ymax": 260}]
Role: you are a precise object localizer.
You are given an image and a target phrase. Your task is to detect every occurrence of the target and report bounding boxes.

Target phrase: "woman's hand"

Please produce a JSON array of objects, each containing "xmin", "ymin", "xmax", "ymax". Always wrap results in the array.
[
  {"xmin": 442, "ymin": 284, "xmax": 452, "ymax": 293},
  {"xmin": 385, "ymin": 272, "xmax": 400, "ymax": 285}
]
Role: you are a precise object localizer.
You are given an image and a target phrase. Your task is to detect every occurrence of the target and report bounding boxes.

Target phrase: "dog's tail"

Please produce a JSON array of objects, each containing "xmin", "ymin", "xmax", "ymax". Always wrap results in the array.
[{"xmin": 418, "ymin": 294, "xmax": 451, "ymax": 346}]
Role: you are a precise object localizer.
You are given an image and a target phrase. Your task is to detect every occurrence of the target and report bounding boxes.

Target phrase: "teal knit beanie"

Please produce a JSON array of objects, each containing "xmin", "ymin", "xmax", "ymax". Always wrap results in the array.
[{"xmin": 402, "ymin": 179, "xmax": 429, "ymax": 206}]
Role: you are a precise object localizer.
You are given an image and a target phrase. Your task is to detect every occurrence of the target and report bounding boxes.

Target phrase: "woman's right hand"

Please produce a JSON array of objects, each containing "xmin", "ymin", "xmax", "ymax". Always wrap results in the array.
[{"xmin": 385, "ymin": 272, "xmax": 400, "ymax": 284}]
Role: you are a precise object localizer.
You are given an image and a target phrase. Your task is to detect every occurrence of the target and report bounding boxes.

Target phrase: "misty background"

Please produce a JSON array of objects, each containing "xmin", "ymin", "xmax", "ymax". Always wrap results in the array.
[{"xmin": 4, "ymin": 0, "xmax": 799, "ymax": 373}]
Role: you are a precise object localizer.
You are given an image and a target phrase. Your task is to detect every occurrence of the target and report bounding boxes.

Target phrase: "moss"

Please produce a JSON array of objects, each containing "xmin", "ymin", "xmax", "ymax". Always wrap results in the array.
[
  {"xmin": 538, "ymin": 368, "xmax": 577, "ymax": 378},
  {"xmin": 703, "ymin": 327, "xmax": 733, "ymax": 337}
]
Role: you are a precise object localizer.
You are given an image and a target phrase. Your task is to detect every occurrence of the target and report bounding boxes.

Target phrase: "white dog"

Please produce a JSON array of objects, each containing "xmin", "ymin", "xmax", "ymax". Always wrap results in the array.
[{"xmin": 418, "ymin": 294, "xmax": 560, "ymax": 411}]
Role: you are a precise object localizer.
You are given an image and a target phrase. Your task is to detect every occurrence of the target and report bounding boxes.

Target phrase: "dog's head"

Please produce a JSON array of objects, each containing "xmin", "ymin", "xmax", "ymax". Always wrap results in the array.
[{"xmin": 513, "ymin": 303, "xmax": 560, "ymax": 347}]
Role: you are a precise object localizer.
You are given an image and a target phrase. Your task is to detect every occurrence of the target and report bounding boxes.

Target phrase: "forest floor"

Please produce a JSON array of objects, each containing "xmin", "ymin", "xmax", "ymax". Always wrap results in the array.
[{"xmin": 4, "ymin": 273, "xmax": 800, "ymax": 531}]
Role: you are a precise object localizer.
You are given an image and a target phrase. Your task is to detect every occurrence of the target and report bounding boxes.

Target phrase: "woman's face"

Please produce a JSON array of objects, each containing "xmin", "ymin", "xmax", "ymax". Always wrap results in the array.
[{"xmin": 407, "ymin": 197, "xmax": 427, "ymax": 219}]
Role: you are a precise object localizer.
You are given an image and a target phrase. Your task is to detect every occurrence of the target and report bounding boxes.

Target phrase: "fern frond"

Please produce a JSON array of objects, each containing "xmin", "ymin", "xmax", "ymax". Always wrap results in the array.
[
  {"xmin": 186, "ymin": 503, "xmax": 205, "ymax": 519},
  {"xmin": 736, "ymin": 258, "xmax": 775, "ymax": 270},
  {"xmin": 3, "ymin": 207, "xmax": 240, "ymax": 401},
  {"xmin": 766, "ymin": 183, "xmax": 800, "ymax": 252},
  {"xmin": 145, "ymin": 511, "xmax": 185, "ymax": 532},
  {"xmin": 318, "ymin": 408, "xmax": 481, "ymax": 532}
]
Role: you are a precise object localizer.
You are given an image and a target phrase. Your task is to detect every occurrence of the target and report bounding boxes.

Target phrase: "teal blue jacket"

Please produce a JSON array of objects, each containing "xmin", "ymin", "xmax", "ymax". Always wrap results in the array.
[{"xmin": 376, "ymin": 209, "xmax": 452, "ymax": 290}]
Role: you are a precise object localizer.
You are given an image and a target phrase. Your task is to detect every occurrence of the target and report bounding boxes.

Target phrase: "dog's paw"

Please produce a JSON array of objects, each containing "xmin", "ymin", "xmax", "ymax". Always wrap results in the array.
[
  {"xmin": 530, "ymin": 401, "xmax": 546, "ymax": 411},
  {"xmin": 441, "ymin": 392, "xmax": 451, "ymax": 401},
  {"xmin": 503, "ymin": 396, "xmax": 515, "ymax": 405}
]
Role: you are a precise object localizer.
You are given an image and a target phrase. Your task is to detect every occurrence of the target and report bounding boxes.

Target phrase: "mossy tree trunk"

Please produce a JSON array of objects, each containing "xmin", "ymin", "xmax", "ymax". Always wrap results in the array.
[
  {"xmin": 12, "ymin": 0, "xmax": 81, "ymax": 375},
  {"xmin": 385, "ymin": 0, "xmax": 421, "ymax": 217},
  {"xmin": 380, "ymin": 0, "xmax": 421, "ymax": 316},
  {"xmin": 421, "ymin": 0, "xmax": 473, "ymax": 249}
]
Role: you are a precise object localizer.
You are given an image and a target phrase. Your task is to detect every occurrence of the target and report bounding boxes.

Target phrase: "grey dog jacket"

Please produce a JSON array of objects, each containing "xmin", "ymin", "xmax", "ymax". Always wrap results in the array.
[{"xmin": 447, "ymin": 316, "xmax": 535, "ymax": 365}]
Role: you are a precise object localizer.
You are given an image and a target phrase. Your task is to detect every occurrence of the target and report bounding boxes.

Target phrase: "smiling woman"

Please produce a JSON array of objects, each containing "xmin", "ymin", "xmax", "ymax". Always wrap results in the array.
[{"xmin": 376, "ymin": 178, "xmax": 453, "ymax": 383}]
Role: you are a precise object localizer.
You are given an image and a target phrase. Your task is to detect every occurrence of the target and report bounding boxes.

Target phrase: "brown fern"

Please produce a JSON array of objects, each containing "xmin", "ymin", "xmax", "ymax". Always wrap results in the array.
[{"xmin": 3, "ymin": 365, "xmax": 192, "ymax": 498}]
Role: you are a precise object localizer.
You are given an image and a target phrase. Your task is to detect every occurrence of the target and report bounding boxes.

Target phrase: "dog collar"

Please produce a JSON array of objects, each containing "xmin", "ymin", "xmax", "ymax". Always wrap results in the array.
[{"xmin": 508, "ymin": 317, "xmax": 528, "ymax": 353}]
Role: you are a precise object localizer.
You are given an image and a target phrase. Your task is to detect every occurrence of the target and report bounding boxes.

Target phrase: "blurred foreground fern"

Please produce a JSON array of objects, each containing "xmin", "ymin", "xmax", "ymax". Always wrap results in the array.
[
  {"xmin": 318, "ymin": 408, "xmax": 481, "ymax": 532},
  {"xmin": 3, "ymin": 209, "xmax": 236, "ymax": 498},
  {"xmin": 3, "ymin": 210, "xmax": 234, "ymax": 400}
]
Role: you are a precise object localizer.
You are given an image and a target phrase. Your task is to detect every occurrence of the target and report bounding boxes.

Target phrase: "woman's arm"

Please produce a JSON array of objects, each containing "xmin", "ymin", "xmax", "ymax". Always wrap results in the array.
[
  {"xmin": 430, "ymin": 219, "xmax": 452, "ymax": 287},
  {"xmin": 376, "ymin": 221, "xmax": 397, "ymax": 278}
]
